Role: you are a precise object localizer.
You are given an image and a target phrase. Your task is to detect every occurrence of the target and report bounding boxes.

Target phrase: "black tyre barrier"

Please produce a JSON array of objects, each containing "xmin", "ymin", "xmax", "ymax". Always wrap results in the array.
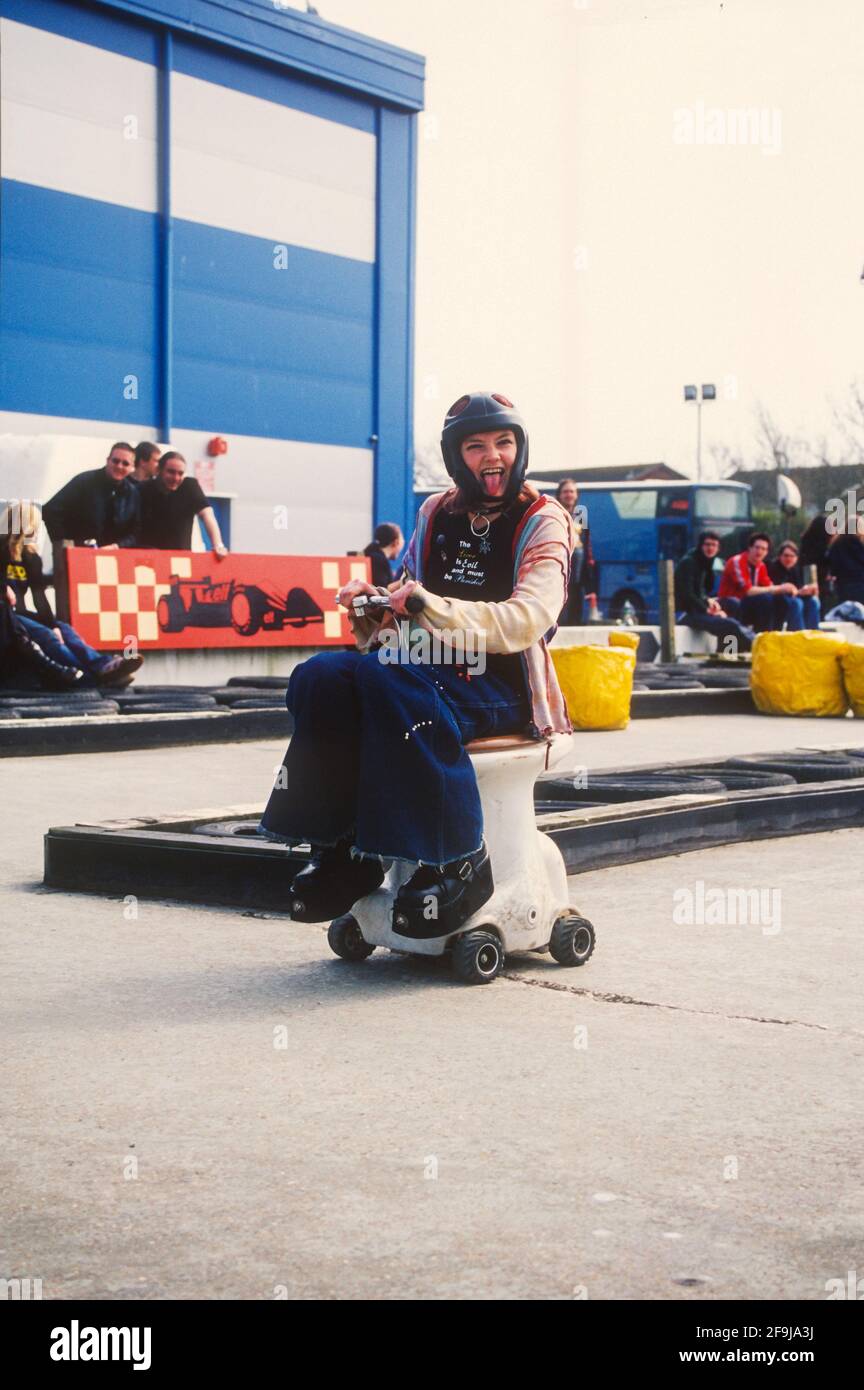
[
  {"xmin": 670, "ymin": 766, "xmax": 796, "ymax": 789},
  {"xmin": 129, "ymin": 685, "xmax": 215, "ymax": 695},
  {"xmin": 0, "ymin": 690, "xmax": 104, "ymax": 705},
  {"xmin": 226, "ymin": 675, "xmax": 291, "ymax": 689},
  {"xmin": 209, "ymin": 688, "xmax": 271, "ymax": 704},
  {"xmin": 230, "ymin": 698, "xmax": 287, "ymax": 710},
  {"xmin": 195, "ymin": 820, "xmax": 268, "ymax": 838},
  {"xmin": 0, "ymin": 710, "xmax": 22, "ymax": 719},
  {"xmin": 117, "ymin": 694, "xmax": 219, "ymax": 708},
  {"xmin": 638, "ymin": 678, "xmax": 705, "ymax": 690},
  {"xmin": 123, "ymin": 700, "xmax": 219, "ymax": 714},
  {"xmin": 727, "ymin": 754, "xmax": 863, "ymax": 782},
  {"xmin": 842, "ymin": 747, "xmax": 864, "ymax": 760},
  {"xmin": 16, "ymin": 700, "xmax": 120, "ymax": 718},
  {"xmin": 535, "ymin": 773, "xmax": 728, "ymax": 804},
  {"xmin": 693, "ymin": 672, "xmax": 752, "ymax": 689}
]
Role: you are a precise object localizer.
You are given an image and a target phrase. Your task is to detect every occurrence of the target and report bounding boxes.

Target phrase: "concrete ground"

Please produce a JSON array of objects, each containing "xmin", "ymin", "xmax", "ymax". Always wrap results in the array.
[{"xmin": 2, "ymin": 714, "xmax": 863, "ymax": 1300}]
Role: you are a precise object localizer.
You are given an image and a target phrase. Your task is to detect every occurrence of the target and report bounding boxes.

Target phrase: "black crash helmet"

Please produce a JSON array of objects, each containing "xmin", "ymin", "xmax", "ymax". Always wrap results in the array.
[{"xmin": 440, "ymin": 391, "xmax": 529, "ymax": 506}]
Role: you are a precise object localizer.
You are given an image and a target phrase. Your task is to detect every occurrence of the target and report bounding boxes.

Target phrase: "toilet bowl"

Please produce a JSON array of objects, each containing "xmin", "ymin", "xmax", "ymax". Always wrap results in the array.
[{"xmin": 340, "ymin": 733, "xmax": 594, "ymax": 980}]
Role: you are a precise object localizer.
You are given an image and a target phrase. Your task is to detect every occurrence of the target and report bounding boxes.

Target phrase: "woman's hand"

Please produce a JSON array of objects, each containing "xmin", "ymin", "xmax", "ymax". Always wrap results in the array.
[
  {"xmin": 388, "ymin": 579, "xmax": 419, "ymax": 616},
  {"xmin": 337, "ymin": 578, "xmax": 378, "ymax": 610}
]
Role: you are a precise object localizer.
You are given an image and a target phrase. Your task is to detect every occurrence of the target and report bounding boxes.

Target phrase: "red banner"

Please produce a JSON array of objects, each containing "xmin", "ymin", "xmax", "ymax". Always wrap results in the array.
[{"xmin": 65, "ymin": 548, "xmax": 372, "ymax": 650}]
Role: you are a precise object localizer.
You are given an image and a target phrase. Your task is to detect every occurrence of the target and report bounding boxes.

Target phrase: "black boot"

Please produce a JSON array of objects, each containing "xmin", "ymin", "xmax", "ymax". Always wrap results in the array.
[
  {"xmin": 392, "ymin": 843, "xmax": 493, "ymax": 939},
  {"xmin": 289, "ymin": 840, "xmax": 385, "ymax": 922}
]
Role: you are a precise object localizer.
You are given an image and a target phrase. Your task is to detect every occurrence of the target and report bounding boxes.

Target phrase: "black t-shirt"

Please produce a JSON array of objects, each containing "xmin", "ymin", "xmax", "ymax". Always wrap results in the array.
[
  {"xmin": 423, "ymin": 498, "xmax": 533, "ymax": 695},
  {"xmin": 140, "ymin": 478, "xmax": 208, "ymax": 549}
]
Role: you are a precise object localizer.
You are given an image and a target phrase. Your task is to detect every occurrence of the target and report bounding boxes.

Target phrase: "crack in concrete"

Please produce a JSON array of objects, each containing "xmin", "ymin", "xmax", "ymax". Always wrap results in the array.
[{"xmin": 501, "ymin": 971, "xmax": 841, "ymax": 1033}]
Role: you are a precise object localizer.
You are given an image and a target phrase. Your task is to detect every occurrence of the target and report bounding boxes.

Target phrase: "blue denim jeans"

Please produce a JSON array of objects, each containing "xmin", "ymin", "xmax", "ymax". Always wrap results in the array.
[
  {"xmin": 777, "ymin": 594, "xmax": 821, "ymax": 631},
  {"xmin": 14, "ymin": 615, "xmax": 107, "ymax": 674},
  {"xmin": 678, "ymin": 608, "xmax": 754, "ymax": 652},
  {"xmin": 260, "ymin": 649, "xmax": 531, "ymax": 867}
]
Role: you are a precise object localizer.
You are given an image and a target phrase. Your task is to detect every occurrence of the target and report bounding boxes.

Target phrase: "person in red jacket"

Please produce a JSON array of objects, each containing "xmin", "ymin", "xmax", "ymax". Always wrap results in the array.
[{"xmin": 718, "ymin": 532, "xmax": 800, "ymax": 632}]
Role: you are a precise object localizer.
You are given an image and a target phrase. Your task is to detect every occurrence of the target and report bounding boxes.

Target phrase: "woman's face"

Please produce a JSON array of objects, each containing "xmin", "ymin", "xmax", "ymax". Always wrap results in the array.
[
  {"xmin": 460, "ymin": 429, "xmax": 518, "ymax": 501},
  {"xmin": 778, "ymin": 548, "xmax": 797, "ymax": 569}
]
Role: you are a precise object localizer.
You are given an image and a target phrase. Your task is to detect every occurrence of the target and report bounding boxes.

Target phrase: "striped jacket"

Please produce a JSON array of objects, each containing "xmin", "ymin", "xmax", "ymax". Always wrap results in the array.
[{"xmin": 350, "ymin": 490, "xmax": 575, "ymax": 739}]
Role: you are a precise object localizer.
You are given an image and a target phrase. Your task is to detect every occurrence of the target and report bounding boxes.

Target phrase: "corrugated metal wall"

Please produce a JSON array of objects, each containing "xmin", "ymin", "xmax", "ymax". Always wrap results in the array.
[{"xmin": 0, "ymin": 0, "xmax": 422, "ymax": 554}]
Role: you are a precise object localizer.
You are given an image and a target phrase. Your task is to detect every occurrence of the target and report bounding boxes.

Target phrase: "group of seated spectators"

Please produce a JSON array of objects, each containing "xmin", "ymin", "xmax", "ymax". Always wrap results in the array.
[
  {"xmin": 41, "ymin": 441, "xmax": 228, "ymax": 554},
  {"xmin": 675, "ymin": 530, "xmax": 822, "ymax": 652}
]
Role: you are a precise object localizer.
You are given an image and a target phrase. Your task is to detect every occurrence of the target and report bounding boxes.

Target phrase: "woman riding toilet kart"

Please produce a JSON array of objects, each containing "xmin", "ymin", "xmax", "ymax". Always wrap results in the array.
[{"xmin": 259, "ymin": 392, "xmax": 597, "ymax": 984}]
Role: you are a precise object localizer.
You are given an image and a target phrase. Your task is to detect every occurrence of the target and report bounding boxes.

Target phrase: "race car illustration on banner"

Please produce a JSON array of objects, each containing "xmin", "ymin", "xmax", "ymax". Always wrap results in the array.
[{"xmin": 65, "ymin": 549, "xmax": 372, "ymax": 650}]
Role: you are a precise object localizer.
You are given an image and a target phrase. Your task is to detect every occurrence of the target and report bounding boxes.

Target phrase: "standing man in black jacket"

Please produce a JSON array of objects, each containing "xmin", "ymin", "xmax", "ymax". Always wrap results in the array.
[
  {"xmin": 674, "ymin": 531, "xmax": 755, "ymax": 652},
  {"xmin": 42, "ymin": 443, "xmax": 141, "ymax": 548}
]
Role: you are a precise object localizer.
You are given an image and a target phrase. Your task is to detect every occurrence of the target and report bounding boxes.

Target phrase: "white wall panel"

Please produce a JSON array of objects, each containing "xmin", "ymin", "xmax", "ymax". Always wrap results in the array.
[
  {"xmin": 171, "ymin": 73, "xmax": 376, "ymax": 262},
  {"xmin": 0, "ymin": 18, "xmax": 158, "ymax": 211},
  {"xmin": 0, "ymin": 416, "xmax": 374, "ymax": 558}
]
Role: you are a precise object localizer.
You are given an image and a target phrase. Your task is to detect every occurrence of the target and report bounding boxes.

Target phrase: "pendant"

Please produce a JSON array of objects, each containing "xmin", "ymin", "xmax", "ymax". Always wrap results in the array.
[{"xmin": 469, "ymin": 512, "xmax": 491, "ymax": 538}]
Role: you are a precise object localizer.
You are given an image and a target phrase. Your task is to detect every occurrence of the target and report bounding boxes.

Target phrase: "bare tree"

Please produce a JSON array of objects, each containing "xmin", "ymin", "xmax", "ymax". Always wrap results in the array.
[{"xmin": 831, "ymin": 378, "xmax": 864, "ymax": 463}]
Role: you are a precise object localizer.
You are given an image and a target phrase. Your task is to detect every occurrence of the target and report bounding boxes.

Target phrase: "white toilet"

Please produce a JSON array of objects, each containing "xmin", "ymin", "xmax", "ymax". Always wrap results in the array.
[{"xmin": 329, "ymin": 733, "xmax": 596, "ymax": 984}]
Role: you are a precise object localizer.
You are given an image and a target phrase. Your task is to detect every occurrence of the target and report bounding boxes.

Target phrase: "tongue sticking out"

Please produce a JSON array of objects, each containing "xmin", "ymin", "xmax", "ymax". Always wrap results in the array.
[{"xmin": 480, "ymin": 467, "xmax": 507, "ymax": 498}]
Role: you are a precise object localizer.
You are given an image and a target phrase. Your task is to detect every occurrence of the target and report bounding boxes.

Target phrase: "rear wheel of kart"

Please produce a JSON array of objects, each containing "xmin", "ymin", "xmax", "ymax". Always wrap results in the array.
[
  {"xmin": 327, "ymin": 915, "xmax": 375, "ymax": 961},
  {"xmin": 549, "ymin": 915, "xmax": 596, "ymax": 967}
]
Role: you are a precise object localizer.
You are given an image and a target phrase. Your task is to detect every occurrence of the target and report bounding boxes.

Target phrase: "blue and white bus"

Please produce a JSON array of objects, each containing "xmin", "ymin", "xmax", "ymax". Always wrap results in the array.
[{"xmin": 545, "ymin": 480, "xmax": 753, "ymax": 624}]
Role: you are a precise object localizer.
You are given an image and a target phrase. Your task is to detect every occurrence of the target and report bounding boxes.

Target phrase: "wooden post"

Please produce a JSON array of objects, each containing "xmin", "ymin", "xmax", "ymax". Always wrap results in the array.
[
  {"xmin": 52, "ymin": 541, "xmax": 72, "ymax": 623},
  {"xmin": 659, "ymin": 559, "xmax": 677, "ymax": 663}
]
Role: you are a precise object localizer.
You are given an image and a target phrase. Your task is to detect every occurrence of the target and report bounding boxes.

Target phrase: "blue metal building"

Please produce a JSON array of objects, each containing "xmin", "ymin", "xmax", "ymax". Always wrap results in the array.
[{"xmin": 0, "ymin": 0, "xmax": 424, "ymax": 553}]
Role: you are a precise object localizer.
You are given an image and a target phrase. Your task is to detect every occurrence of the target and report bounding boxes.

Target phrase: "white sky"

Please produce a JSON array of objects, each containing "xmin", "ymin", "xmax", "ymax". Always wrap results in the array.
[{"xmin": 319, "ymin": 0, "xmax": 864, "ymax": 478}]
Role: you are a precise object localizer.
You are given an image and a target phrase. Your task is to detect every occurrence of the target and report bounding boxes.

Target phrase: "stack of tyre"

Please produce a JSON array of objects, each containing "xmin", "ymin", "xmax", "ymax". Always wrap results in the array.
[
  {"xmin": 633, "ymin": 662, "xmax": 752, "ymax": 693},
  {"xmin": 0, "ymin": 689, "xmax": 121, "ymax": 719},
  {"xmin": 534, "ymin": 749, "xmax": 864, "ymax": 813}
]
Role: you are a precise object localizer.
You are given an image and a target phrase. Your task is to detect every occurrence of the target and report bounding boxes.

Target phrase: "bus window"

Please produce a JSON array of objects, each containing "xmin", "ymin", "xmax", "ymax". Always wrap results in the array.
[
  {"xmin": 694, "ymin": 487, "xmax": 751, "ymax": 521},
  {"xmin": 609, "ymin": 489, "xmax": 657, "ymax": 520}
]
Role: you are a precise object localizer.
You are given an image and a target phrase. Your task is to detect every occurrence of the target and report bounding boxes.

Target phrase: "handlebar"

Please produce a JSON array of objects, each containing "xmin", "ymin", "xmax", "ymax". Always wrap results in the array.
[{"xmin": 351, "ymin": 592, "xmax": 426, "ymax": 617}]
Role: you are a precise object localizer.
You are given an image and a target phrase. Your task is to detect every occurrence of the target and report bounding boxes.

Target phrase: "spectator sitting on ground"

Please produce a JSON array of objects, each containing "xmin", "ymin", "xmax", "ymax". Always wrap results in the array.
[
  {"xmin": 555, "ymin": 477, "xmax": 597, "ymax": 624},
  {"xmin": 42, "ymin": 442, "xmax": 141, "ymax": 549},
  {"xmin": 139, "ymin": 452, "xmax": 228, "ymax": 555},
  {"xmin": 0, "ymin": 502, "xmax": 143, "ymax": 686},
  {"xmin": 826, "ymin": 513, "xmax": 864, "ymax": 607},
  {"xmin": 766, "ymin": 540, "xmax": 821, "ymax": 630},
  {"xmin": 674, "ymin": 531, "xmax": 755, "ymax": 652},
  {"xmin": 363, "ymin": 523, "xmax": 404, "ymax": 588},
  {"xmin": 131, "ymin": 441, "xmax": 161, "ymax": 486},
  {"xmin": 718, "ymin": 532, "xmax": 803, "ymax": 632}
]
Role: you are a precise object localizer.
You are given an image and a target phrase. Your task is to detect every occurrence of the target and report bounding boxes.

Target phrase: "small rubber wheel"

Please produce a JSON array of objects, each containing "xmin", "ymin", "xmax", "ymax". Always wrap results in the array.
[
  {"xmin": 451, "ymin": 930, "xmax": 504, "ymax": 985},
  {"xmin": 549, "ymin": 915, "xmax": 596, "ymax": 967},
  {"xmin": 327, "ymin": 915, "xmax": 375, "ymax": 962}
]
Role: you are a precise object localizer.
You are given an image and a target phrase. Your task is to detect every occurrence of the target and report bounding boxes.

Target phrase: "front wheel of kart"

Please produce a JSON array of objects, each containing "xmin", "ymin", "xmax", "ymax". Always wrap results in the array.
[
  {"xmin": 451, "ymin": 930, "xmax": 504, "ymax": 985},
  {"xmin": 327, "ymin": 915, "xmax": 375, "ymax": 961},
  {"xmin": 549, "ymin": 915, "xmax": 596, "ymax": 967}
]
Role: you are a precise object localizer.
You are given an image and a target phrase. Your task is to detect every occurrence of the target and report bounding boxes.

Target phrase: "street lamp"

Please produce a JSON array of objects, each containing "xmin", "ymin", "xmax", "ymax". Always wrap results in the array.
[{"xmin": 683, "ymin": 383, "xmax": 715, "ymax": 481}]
